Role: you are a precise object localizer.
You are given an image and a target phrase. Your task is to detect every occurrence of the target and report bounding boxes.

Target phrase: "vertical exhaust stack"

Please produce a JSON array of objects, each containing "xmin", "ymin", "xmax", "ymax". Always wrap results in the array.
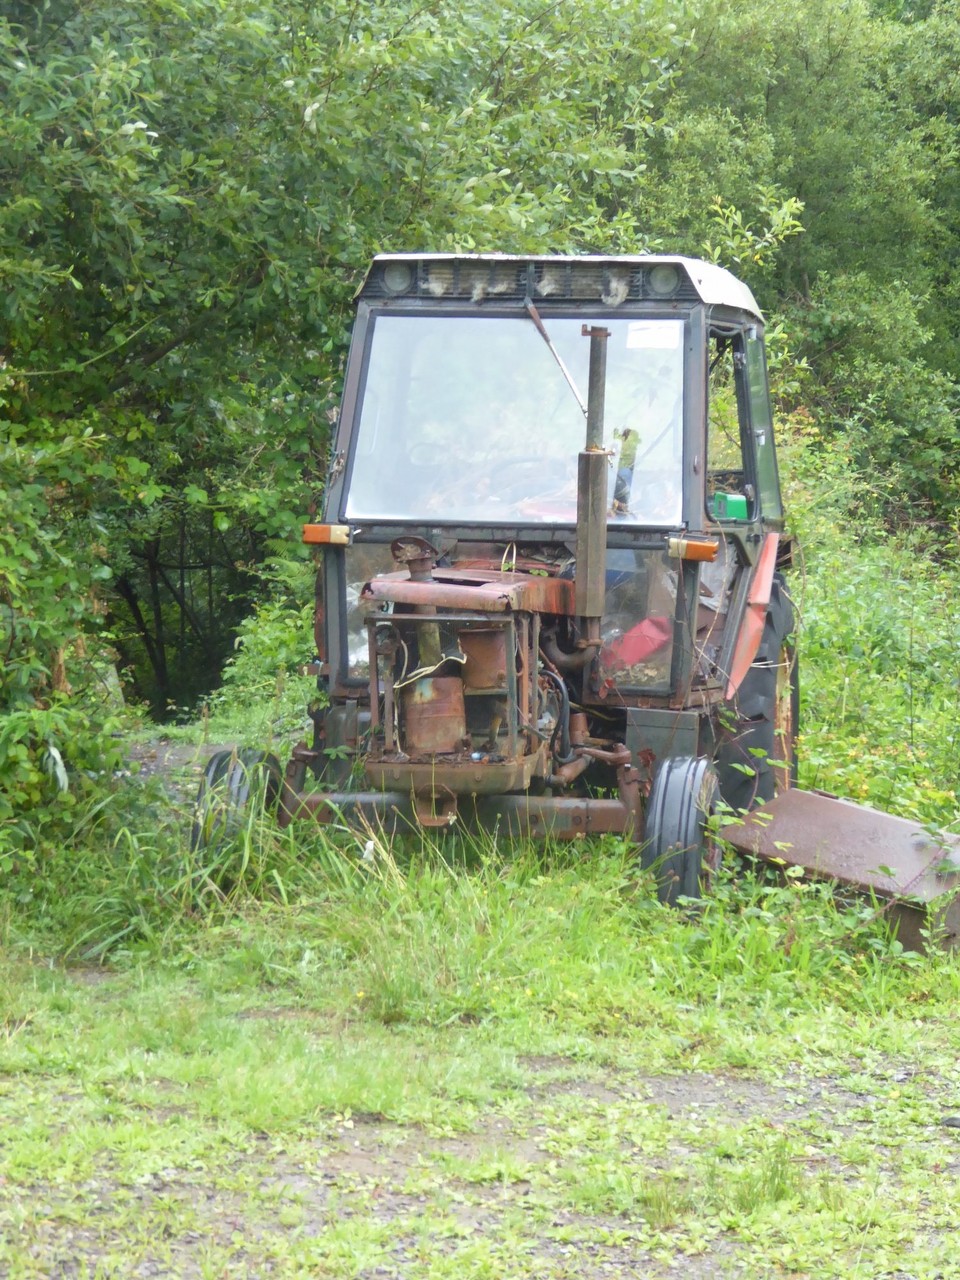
[{"xmin": 576, "ymin": 324, "xmax": 610, "ymax": 647}]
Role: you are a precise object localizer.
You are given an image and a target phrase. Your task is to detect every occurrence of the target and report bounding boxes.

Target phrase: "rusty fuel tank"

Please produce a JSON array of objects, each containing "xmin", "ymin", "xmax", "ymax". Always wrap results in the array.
[
  {"xmin": 722, "ymin": 788, "xmax": 960, "ymax": 951},
  {"xmin": 400, "ymin": 676, "xmax": 468, "ymax": 754}
]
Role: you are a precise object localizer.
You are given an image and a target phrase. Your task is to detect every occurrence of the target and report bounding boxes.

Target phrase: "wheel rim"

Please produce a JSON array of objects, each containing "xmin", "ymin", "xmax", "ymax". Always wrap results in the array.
[{"xmin": 643, "ymin": 756, "xmax": 719, "ymax": 905}]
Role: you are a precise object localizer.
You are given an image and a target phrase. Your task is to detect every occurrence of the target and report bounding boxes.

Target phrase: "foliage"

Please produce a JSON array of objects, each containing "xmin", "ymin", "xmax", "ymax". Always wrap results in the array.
[
  {"xmin": 0, "ymin": 432, "xmax": 123, "ymax": 849},
  {"xmin": 642, "ymin": 0, "xmax": 960, "ymax": 514},
  {"xmin": 701, "ymin": 190, "xmax": 805, "ymax": 272},
  {"xmin": 207, "ymin": 557, "xmax": 315, "ymax": 742},
  {"xmin": 785, "ymin": 273, "xmax": 960, "ymax": 517},
  {"xmin": 5, "ymin": 0, "xmax": 960, "ymax": 837},
  {"xmin": 780, "ymin": 415, "xmax": 960, "ymax": 828},
  {"xmin": 5, "ymin": 15, "xmax": 960, "ymax": 1270},
  {"xmin": 0, "ymin": 0, "xmax": 691, "ymax": 717}
]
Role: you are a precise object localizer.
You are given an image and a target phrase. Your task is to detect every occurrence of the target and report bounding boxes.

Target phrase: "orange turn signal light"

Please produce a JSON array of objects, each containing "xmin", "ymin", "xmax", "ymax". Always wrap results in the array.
[
  {"xmin": 667, "ymin": 536, "xmax": 720, "ymax": 562},
  {"xmin": 302, "ymin": 523, "xmax": 350, "ymax": 546}
]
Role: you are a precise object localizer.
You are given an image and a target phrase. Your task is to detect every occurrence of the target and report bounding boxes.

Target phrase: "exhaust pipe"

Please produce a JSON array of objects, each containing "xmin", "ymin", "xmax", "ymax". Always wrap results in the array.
[{"xmin": 576, "ymin": 324, "xmax": 610, "ymax": 646}]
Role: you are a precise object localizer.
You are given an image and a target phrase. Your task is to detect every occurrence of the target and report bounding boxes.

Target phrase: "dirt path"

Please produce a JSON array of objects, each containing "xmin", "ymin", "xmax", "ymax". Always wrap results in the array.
[
  {"xmin": 127, "ymin": 739, "xmax": 233, "ymax": 782},
  {"xmin": 4, "ymin": 1035, "xmax": 956, "ymax": 1278}
]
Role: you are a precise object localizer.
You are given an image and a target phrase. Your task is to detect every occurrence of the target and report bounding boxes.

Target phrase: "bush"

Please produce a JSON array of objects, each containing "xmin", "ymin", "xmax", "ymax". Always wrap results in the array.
[
  {"xmin": 779, "ymin": 419, "xmax": 960, "ymax": 828},
  {"xmin": 0, "ymin": 433, "xmax": 125, "ymax": 862},
  {"xmin": 206, "ymin": 556, "xmax": 316, "ymax": 743}
]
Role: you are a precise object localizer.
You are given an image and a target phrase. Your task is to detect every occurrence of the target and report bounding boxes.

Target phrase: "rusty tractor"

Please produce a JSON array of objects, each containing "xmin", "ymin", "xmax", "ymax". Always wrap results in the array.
[{"xmin": 195, "ymin": 254, "xmax": 960, "ymax": 947}]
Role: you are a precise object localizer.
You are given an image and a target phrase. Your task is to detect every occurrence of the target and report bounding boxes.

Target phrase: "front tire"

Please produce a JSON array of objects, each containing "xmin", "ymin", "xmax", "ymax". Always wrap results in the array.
[{"xmin": 642, "ymin": 756, "xmax": 720, "ymax": 906}]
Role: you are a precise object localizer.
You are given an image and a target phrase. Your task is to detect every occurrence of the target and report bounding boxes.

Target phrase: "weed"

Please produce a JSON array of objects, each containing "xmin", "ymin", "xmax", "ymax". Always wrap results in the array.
[{"xmin": 3, "ymin": 422, "xmax": 960, "ymax": 1275}]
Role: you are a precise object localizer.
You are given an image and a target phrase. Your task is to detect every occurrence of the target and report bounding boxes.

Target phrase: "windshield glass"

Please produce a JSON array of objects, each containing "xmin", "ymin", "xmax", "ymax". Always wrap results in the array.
[{"xmin": 344, "ymin": 313, "xmax": 684, "ymax": 526}]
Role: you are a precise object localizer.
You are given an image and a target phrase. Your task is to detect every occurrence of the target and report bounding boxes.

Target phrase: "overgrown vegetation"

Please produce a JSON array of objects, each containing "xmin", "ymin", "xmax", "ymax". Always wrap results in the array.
[
  {"xmin": 4, "ymin": 6, "xmax": 960, "ymax": 1268},
  {"xmin": 3, "ymin": 823, "xmax": 960, "ymax": 1275},
  {"xmin": 5, "ymin": 1, "xmax": 960, "ymax": 764},
  {"xmin": 4, "ymin": 449, "xmax": 960, "ymax": 1273},
  {"xmin": 3, "ymin": 0, "xmax": 959, "ymax": 964},
  {"xmin": 782, "ymin": 423, "xmax": 960, "ymax": 828}
]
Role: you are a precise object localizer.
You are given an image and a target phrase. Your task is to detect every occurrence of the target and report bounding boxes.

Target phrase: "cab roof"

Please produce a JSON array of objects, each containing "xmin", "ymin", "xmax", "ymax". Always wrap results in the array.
[{"xmin": 357, "ymin": 253, "xmax": 763, "ymax": 321}]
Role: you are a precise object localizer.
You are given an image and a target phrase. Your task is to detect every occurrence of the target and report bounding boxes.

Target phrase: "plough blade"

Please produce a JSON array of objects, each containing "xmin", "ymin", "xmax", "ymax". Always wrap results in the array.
[{"xmin": 721, "ymin": 789, "xmax": 960, "ymax": 951}]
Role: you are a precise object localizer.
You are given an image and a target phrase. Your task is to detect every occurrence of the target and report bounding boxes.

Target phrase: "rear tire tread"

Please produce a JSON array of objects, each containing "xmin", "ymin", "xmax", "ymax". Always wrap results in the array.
[
  {"xmin": 190, "ymin": 748, "xmax": 281, "ymax": 852},
  {"xmin": 643, "ymin": 756, "xmax": 719, "ymax": 906}
]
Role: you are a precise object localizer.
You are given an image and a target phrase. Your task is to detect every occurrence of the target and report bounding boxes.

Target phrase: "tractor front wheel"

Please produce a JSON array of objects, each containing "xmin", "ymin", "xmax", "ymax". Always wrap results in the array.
[{"xmin": 642, "ymin": 756, "xmax": 720, "ymax": 906}]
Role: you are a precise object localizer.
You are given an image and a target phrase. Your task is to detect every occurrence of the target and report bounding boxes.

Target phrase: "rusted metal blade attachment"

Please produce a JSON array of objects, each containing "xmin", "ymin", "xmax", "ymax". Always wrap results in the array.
[{"xmin": 722, "ymin": 788, "xmax": 960, "ymax": 951}]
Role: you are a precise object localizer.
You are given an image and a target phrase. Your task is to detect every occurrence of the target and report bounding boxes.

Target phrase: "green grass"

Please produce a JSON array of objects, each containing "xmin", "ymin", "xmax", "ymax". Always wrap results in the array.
[
  {"xmin": 784, "ymin": 426, "xmax": 960, "ymax": 828},
  {"xmin": 3, "ymin": 830, "xmax": 960, "ymax": 1276},
  {"xmin": 4, "ymin": 432, "xmax": 960, "ymax": 1274}
]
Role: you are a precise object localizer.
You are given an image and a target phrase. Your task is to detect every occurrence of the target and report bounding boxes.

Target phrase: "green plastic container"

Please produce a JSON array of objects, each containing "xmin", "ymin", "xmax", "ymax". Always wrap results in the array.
[{"xmin": 713, "ymin": 492, "xmax": 749, "ymax": 520}]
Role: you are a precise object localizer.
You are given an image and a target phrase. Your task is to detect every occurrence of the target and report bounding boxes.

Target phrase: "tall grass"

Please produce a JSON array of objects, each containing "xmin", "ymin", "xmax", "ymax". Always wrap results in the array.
[
  {"xmin": 782, "ymin": 421, "xmax": 960, "ymax": 827},
  {"xmin": 4, "ymin": 427, "xmax": 959, "ymax": 1032}
]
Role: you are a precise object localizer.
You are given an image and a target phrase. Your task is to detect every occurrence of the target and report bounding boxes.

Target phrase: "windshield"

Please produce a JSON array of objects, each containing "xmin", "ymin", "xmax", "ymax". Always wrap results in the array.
[{"xmin": 344, "ymin": 313, "xmax": 684, "ymax": 526}]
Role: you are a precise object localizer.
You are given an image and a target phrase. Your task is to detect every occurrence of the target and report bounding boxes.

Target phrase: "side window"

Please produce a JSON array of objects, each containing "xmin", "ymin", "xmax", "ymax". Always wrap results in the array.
[
  {"xmin": 745, "ymin": 334, "xmax": 783, "ymax": 521},
  {"xmin": 706, "ymin": 332, "xmax": 755, "ymax": 522},
  {"xmin": 339, "ymin": 543, "xmax": 397, "ymax": 681}
]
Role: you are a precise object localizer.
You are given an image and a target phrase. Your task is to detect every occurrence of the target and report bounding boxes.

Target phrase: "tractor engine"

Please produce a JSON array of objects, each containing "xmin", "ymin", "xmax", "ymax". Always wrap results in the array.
[{"xmin": 359, "ymin": 535, "xmax": 631, "ymax": 825}]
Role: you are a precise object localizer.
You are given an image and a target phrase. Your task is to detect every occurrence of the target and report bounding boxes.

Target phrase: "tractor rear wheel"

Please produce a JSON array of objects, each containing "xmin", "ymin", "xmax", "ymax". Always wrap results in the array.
[
  {"xmin": 716, "ymin": 574, "xmax": 798, "ymax": 812},
  {"xmin": 190, "ymin": 748, "xmax": 281, "ymax": 852},
  {"xmin": 642, "ymin": 756, "xmax": 720, "ymax": 906}
]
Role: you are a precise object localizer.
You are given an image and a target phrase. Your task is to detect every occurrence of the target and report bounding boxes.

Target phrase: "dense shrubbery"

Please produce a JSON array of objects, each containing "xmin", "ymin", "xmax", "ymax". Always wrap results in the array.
[
  {"xmin": 780, "ymin": 420, "xmax": 960, "ymax": 828},
  {"xmin": 0, "ymin": 434, "xmax": 124, "ymax": 865},
  {"xmin": 4, "ymin": 420, "xmax": 960, "ymax": 957},
  {"xmin": 4, "ymin": 0, "xmax": 960, "ymax": 841},
  {"xmin": 206, "ymin": 557, "xmax": 315, "ymax": 743}
]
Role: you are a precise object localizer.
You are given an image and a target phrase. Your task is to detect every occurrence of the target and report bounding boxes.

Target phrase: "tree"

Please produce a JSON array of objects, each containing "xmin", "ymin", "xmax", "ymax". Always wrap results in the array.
[
  {"xmin": 4, "ymin": 0, "xmax": 959, "ymax": 831},
  {"xmin": 1, "ymin": 0, "xmax": 686, "ymax": 721},
  {"xmin": 640, "ymin": 0, "xmax": 960, "ymax": 514}
]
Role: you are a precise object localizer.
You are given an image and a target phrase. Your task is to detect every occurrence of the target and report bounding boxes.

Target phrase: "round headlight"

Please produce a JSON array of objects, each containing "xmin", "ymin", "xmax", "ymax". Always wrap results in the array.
[
  {"xmin": 382, "ymin": 262, "xmax": 415, "ymax": 295},
  {"xmin": 647, "ymin": 264, "xmax": 681, "ymax": 298}
]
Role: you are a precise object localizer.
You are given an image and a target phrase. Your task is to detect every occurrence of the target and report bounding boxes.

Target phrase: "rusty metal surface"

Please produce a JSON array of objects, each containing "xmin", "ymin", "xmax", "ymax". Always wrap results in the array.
[
  {"xmin": 474, "ymin": 795, "xmax": 633, "ymax": 837},
  {"xmin": 461, "ymin": 629, "xmax": 508, "ymax": 690},
  {"xmin": 413, "ymin": 790, "xmax": 459, "ymax": 828},
  {"xmin": 365, "ymin": 750, "xmax": 543, "ymax": 797},
  {"xmin": 282, "ymin": 787, "xmax": 635, "ymax": 841},
  {"xmin": 401, "ymin": 677, "xmax": 467, "ymax": 754},
  {"xmin": 390, "ymin": 535, "xmax": 439, "ymax": 579},
  {"xmin": 725, "ymin": 531, "xmax": 779, "ymax": 698},
  {"xmin": 362, "ymin": 569, "xmax": 575, "ymax": 615},
  {"xmin": 722, "ymin": 789, "xmax": 960, "ymax": 948}
]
